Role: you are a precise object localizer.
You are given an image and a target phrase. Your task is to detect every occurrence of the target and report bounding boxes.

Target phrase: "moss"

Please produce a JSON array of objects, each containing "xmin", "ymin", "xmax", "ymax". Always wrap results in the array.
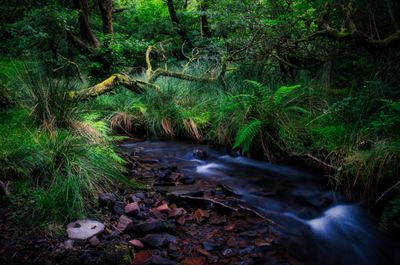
[{"xmin": 99, "ymin": 241, "xmax": 132, "ymax": 265}]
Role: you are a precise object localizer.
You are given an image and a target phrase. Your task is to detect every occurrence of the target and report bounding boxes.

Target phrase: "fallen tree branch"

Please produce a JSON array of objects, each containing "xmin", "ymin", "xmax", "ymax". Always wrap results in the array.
[
  {"xmin": 168, "ymin": 194, "xmax": 238, "ymax": 212},
  {"xmin": 67, "ymin": 74, "xmax": 156, "ymax": 100},
  {"xmin": 237, "ymin": 204, "xmax": 278, "ymax": 225}
]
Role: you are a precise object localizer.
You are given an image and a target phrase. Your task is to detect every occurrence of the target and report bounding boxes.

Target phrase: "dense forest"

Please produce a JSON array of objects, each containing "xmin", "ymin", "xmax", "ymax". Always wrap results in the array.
[{"xmin": 0, "ymin": 0, "xmax": 400, "ymax": 264}]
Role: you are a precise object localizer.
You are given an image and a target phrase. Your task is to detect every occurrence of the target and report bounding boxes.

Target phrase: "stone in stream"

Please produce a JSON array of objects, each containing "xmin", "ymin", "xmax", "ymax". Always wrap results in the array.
[
  {"xmin": 193, "ymin": 149, "xmax": 207, "ymax": 159},
  {"xmin": 180, "ymin": 176, "xmax": 196, "ymax": 184},
  {"xmin": 66, "ymin": 219, "xmax": 105, "ymax": 240},
  {"xmin": 158, "ymin": 169, "xmax": 172, "ymax": 179},
  {"xmin": 140, "ymin": 233, "xmax": 177, "ymax": 247}
]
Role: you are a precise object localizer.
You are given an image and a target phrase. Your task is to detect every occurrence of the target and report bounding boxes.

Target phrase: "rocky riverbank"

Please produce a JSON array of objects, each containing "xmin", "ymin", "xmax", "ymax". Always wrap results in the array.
[{"xmin": 0, "ymin": 143, "xmax": 296, "ymax": 265}]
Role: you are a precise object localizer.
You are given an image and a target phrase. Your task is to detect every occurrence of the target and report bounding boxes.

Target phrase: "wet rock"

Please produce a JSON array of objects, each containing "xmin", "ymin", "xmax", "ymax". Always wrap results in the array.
[
  {"xmin": 181, "ymin": 257, "xmax": 207, "ymax": 265},
  {"xmin": 133, "ymin": 250, "xmax": 153, "ymax": 265},
  {"xmin": 169, "ymin": 165, "xmax": 178, "ymax": 171},
  {"xmin": 193, "ymin": 149, "xmax": 208, "ymax": 159},
  {"xmin": 238, "ymin": 246, "xmax": 254, "ymax": 256},
  {"xmin": 193, "ymin": 208, "xmax": 210, "ymax": 224},
  {"xmin": 89, "ymin": 236, "xmax": 100, "ymax": 247},
  {"xmin": 98, "ymin": 193, "xmax": 116, "ymax": 207},
  {"xmin": 117, "ymin": 215, "xmax": 133, "ymax": 233},
  {"xmin": 150, "ymin": 256, "xmax": 178, "ymax": 265},
  {"xmin": 209, "ymin": 214, "xmax": 227, "ymax": 225},
  {"xmin": 226, "ymin": 237, "xmax": 237, "ymax": 248},
  {"xmin": 224, "ymin": 224, "xmax": 236, "ymax": 231},
  {"xmin": 177, "ymin": 215, "xmax": 186, "ymax": 225},
  {"xmin": 135, "ymin": 192, "xmax": 146, "ymax": 200},
  {"xmin": 155, "ymin": 203, "xmax": 170, "ymax": 213},
  {"xmin": 197, "ymin": 248, "xmax": 212, "ymax": 257},
  {"xmin": 254, "ymin": 238, "xmax": 272, "ymax": 247},
  {"xmin": 169, "ymin": 242, "xmax": 178, "ymax": 251},
  {"xmin": 112, "ymin": 201, "xmax": 125, "ymax": 215},
  {"xmin": 207, "ymin": 256, "xmax": 219, "ymax": 263},
  {"xmin": 140, "ymin": 233, "xmax": 177, "ymax": 247},
  {"xmin": 158, "ymin": 169, "xmax": 172, "ymax": 179},
  {"xmin": 129, "ymin": 239, "xmax": 144, "ymax": 249},
  {"xmin": 130, "ymin": 195, "xmax": 142, "ymax": 203},
  {"xmin": 125, "ymin": 202, "xmax": 140, "ymax": 216},
  {"xmin": 169, "ymin": 207, "xmax": 185, "ymax": 218},
  {"xmin": 67, "ymin": 219, "xmax": 105, "ymax": 240},
  {"xmin": 222, "ymin": 248, "xmax": 237, "ymax": 257},
  {"xmin": 238, "ymin": 240, "xmax": 247, "ymax": 248},
  {"xmin": 202, "ymin": 241, "xmax": 222, "ymax": 252},
  {"xmin": 180, "ymin": 176, "xmax": 196, "ymax": 184},
  {"xmin": 130, "ymin": 220, "xmax": 176, "ymax": 234}
]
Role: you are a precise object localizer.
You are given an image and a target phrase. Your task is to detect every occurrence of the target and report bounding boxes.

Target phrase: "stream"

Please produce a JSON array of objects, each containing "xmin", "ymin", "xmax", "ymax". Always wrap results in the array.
[{"xmin": 120, "ymin": 140, "xmax": 400, "ymax": 265}]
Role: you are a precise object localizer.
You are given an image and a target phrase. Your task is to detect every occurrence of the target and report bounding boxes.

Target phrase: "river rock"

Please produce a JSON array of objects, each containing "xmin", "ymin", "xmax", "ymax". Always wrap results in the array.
[
  {"xmin": 222, "ymin": 248, "xmax": 237, "ymax": 257},
  {"xmin": 112, "ymin": 201, "xmax": 125, "ymax": 215},
  {"xmin": 181, "ymin": 257, "xmax": 207, "ymax": 265},
  {"xmin": 155, "ymin": 203, "xmax": 170, "ymax": 213},
  {"xmin": 150, "ymin": 255, "xmax": 178, "ymax": 265},
  {"xmin": 98, "ymin": 193, "xmax": 116, "ymax": 207},
  {"xmin": 117, "ymin": 215, "xmax": 133, "ymax": 233},
  {"xmin": 63, "ymin": 239, "xmax": 74, "ymax": 249},
  {"xmin": 180, "ymin": 176, "xmax": 195, "ymax": 184},
  {"xmin": 140, "ymin": 233, "xmax": 177, "ymax": 247},
  {"xmin": 193, "ymin": 149, "xmax": 207, "ymax": 159},
  {"xmin": 89, "ymin": 236, "xmax": 100, "ymax": 247},
  {"xmin": 128, "ymin": 239, "xmax": 144, "ymax": 249},
  {"xmin": 67, "ymin": 219, "xmax": 105, "ymax": 240},
  {"xmin": 125, "ymin": 202, "xmax": 140, "ymax": 216},
  {"xmin": 130, "ymin": 220, "xmax": 176, "ymax": 234}
]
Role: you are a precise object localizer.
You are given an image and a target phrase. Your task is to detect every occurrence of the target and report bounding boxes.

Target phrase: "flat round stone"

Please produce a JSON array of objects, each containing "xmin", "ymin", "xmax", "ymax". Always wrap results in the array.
[{"xmin": 67, "ymin": 219, "xmax": 105, "ymax": 240}]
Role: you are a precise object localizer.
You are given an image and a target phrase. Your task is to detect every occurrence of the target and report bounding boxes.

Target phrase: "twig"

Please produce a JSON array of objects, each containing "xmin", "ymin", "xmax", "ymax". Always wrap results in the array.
[
  {"xmin": 169, "ymin": 194, "xmax": 238, "ymax": 212},
  {"xmin": 237, "ymin": 204, "xmax": 278, "ymax": 226}
]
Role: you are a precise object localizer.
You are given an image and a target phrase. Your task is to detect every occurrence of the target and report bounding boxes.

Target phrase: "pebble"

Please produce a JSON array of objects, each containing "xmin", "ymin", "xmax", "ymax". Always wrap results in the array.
[
  {"xmin": 124, "ymin": 201, "xmax": 140, "ymax": 216},
  {"xmin": 180, "ymin": 176, "xmax": 196, "ymax": 184},
  {"xmin": 128, "ymin": 239, "xmax": 144, "ymax": 249},
  {"xmin": 88, "ymin": 236, "xmax": 100, "ymax": 247},
  {"xmin": 66, "ymin": 219, "xmax": 105, "ymax": 240},
  {"xmin": 116, "ymin": 215, "xmax": 133, "ymax": 233}
]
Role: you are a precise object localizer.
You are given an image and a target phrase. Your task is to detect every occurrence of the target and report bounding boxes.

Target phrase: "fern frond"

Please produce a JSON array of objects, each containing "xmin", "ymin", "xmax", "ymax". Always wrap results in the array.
[
  {"xmin": 273, "ymin": 84, "xmax": 301, "ymax": 106},
  {"xmin": 233, "ymin": 119, "xmax": 263, "ymax": 152}
]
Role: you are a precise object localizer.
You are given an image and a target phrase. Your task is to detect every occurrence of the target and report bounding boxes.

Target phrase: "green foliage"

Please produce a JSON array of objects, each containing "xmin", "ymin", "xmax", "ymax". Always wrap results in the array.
[
  {"xmin": 233, "ymin": 119, "xmax": 263, "ymax": 153},
  {"xmin": 19, "ymin": 69, "xmax": 81, "ymax": 131}
]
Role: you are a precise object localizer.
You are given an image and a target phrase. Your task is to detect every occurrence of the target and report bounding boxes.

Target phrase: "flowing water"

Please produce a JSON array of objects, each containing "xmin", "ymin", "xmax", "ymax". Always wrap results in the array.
[{"xmin": 121, "ymin": 140, "xmax": 400, "ymax": 265}]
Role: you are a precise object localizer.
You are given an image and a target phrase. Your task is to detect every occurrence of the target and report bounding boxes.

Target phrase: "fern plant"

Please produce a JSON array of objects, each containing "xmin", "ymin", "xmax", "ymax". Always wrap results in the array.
[
  {"xmin": 232, "ymin": 80, "xmax": 307, "ymax": 154},
  {"xmin": 233, "ymin": 119, "xmax": 263, "ymax": 152}
]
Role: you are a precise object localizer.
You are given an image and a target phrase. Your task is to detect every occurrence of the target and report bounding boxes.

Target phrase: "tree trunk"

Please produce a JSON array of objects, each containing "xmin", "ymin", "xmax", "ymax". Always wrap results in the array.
[
  {"xmin": 166, "ymin": 0, "xmax": 191, "ymax": 44},
  {"xmin": 73, "ymin": 0, "xmax": 100, "ymax": 48},
  {"xmin": 98, "ymin": 0, "xmax": 114, "ymax": 35},
  {"xmin": 199, "ymin": 0, "xmax": 211, "ymax": 39}
]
